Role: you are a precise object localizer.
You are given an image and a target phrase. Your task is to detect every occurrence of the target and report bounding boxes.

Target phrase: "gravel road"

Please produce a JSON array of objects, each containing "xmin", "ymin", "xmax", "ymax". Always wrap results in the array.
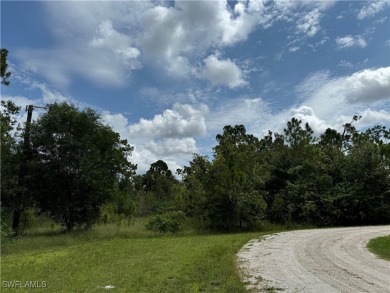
[{"xmin": 237, "ymin": 226, "xmax": 390, "ymax": 293}]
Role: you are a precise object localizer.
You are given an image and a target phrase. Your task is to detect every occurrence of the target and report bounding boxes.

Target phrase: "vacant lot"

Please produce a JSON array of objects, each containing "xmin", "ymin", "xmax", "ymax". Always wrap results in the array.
[{"xmin": 2, "ymin": 221, "xmax": 279, "ymax": 293}]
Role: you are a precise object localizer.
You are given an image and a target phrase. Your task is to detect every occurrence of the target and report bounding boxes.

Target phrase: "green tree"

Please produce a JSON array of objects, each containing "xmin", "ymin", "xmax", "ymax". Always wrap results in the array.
[
  {"xmin": 179, "ymin": 154, "xmax": 212, "ymax": 222},
  {"xmin": 28, "ymin": 102, "xmax": 135, "ymax": 231},
  {"xmin": 206, "ymin": 125, "xmax": 266, "ymax": 231},
  {"xmin": 265, "ymin": 118, "xmax": 318, "ymax": 224},
  {"xmin": 1, "ymin": 48, "xmax": 22, "ymax": 235},
  {"xmin": 0, "ymin": 101, "xmax": 21, "ymax": 211},
  {"xmin": 1, "ymin": 48, "xmax": 12, "ymax": 85},
  {"xmin": 142, "ymin": 160, "xmax": 176, "ymax": 200},
  {"xmin": 338, "ymin": 130, "xmax": 390, "ymax": 225},
  {"xmin": 134, "ymin": 160, "xmax": 177, "ymax": 216}
]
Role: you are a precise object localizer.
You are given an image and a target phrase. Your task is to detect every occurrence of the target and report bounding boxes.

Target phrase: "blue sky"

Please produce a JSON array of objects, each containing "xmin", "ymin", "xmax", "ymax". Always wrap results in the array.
[{"xmin": 1, "ymin": 0, "xmax": 390, "ymax": 173}]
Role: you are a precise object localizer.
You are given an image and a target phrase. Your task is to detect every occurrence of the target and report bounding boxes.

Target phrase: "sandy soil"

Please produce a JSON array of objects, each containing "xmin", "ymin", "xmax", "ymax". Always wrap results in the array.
[{"xmin": 237, "ymin": 226, "xmax": 390, "ymax": 293}]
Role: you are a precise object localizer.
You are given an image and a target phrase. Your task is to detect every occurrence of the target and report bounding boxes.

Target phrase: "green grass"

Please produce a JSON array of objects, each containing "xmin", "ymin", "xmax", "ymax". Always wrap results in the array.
[
  {"xmin": 1, "ymin": 219, "xmax": 281, "ymax": 292},
  {"xmin": 367, "ymin": 235, "xmax": 390, "ymax": 261}
]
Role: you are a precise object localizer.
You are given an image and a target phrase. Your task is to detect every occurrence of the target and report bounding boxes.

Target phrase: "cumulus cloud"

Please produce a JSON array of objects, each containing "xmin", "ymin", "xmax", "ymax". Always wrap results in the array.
[
  {"xmin": 207, "ymin": 97, "xmax": 333, "ymax": 142},
  {"xmin": 128, "ymin": 103, "xmax": 208, "ymax": 139},
  {"xmin": 295, "ymin": 67, "xmax": 389, "ymax": 113},
  {"xmin": 139, "ymin": 0, "xmax": 261, "ymax": 54},
  {"xmin": 90, "ymin": 20, "xmax": 141, "ymax": 69},
  {"xmin": 145, "ymin": 138, "xmax": 198, "ymax": 156},
  {"xmin": 295, "ymin": 67, "xmax": 390, "ymax": 127},
  {"xmin": 357, "ymin": 0, "xmax": 390, "ymax": 20},
  {"xmin": 101, "ymin": 112, "xmax": 130, "ymax": 140},
  {"xmin": 138, "ymin": 0, "xmax": 260, "ymax": 80},
  {"xmin": 336, "ymin": 35, "xmax": 367, "ymax": 49},
  {"xmin": 21, "ymin": 0, "xmax": 335, "ymax": 88},
  {"xmin": 200, "ymin": 55, "xmax": 247, "ymax": 88},
  {"xmin": 290, "ymin": 106, "xmax": 332, "ymax": 135},
  {"xmin": 357, "ymin": 108, "xmax": 390, "ymax": 126},
  {"xmin": 101, "ymin": 67, "xmax": 389, "ymax": 173},
  {"xmin": 16, "ymin": 2, "xmax": 147, "ymax": 88},
  {"xmin": 102, "ymin": 103, "xmax": 209, "ymax": 174},
  {"xmin": 340, "ymin": 67, "xmax": 390, "ymax": 103}
]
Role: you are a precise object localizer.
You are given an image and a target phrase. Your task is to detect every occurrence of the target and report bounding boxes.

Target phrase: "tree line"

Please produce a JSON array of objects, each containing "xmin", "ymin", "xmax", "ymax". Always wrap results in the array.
[
  {"xmin": 177, "ymin": 122, "xmax": 390, "ymax": 231},
  {"xmin": 1, "ymin": 48, "xmax": 389, "ymax": 235}
]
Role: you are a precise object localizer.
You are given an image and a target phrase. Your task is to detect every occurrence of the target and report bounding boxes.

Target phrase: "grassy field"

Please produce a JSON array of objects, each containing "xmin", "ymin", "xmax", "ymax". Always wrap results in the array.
[
  {"xmin": 1, "ymin": 219, "xmax": 287, "ymax": 292},
  {"xmin": 367, "ymin": 235, "xmax": 390, "ymax": 261}
]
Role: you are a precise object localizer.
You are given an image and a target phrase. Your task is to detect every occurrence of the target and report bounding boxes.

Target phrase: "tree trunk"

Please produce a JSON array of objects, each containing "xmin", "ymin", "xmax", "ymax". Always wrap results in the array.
[{"xmin": 12, "ymin": 208, "xmax": 21, "ymax": 235}]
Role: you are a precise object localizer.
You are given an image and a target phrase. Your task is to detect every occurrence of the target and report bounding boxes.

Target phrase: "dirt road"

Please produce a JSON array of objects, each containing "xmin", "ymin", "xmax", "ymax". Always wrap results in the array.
[{"xmin": 237, "ymin": 226, "xmax": 390, "ymax": 292}]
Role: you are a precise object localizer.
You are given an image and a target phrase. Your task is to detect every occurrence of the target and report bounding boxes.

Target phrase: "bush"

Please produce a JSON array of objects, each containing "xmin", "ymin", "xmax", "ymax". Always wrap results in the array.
[
  {"xmin": 100, "ymin": 203, "xmax": 117, "ymax": 225},
  {"xmin": 1, "ymin": 206, "xmax": 14, "ymax": 245},
  {"xmin": 146, "ymin": 211, "xmax": 186, "ymax": 234},
  {"xmin": 20, "ymin": 207, "xmax": 39, "ymax": 231}
]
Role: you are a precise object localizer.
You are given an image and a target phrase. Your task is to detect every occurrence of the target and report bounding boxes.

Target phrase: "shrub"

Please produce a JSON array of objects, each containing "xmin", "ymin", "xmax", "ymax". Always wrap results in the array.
[
  {"xmin": 1, "ymin": 206, "xmax": 14, "ymax": 245},
  {"xmin": 146, "ymin": 211, "xmax": 186, "ymax": 234}
]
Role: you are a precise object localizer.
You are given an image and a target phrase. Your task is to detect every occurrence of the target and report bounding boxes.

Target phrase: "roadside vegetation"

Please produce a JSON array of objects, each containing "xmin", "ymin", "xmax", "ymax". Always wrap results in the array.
[
  {"xmin": 367, "ymin": 235, "xmax": 390, "ymax": 261},
  {"xmin": 1, "ymin": 218, "xmax": 296, "ymax": 292}
]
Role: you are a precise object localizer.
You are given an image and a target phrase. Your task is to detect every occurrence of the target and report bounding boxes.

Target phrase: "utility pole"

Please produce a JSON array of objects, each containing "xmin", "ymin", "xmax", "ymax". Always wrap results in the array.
[{"xmin": 12, "ymin": 105, "xmax": 34, "ymax": 235}]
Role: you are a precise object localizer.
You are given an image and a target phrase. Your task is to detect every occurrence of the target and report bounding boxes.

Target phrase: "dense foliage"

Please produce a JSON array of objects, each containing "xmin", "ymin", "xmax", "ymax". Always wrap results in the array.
[
  {"xmin": 27, "ymin": 103, "xmax": 136, "ymax": 230},
  {"xmin": 1, "ymin": 48, "xmax": 22, "ymax": 238},
  {"xmin": 146, "ymin": 211, "xmax": 186, "ymax": 233},
  {"xmin": 178, "ymin": 120, "xmax": 390, "ymax": 231},
  {"xmin": 2, "ymin": 48, "xmax": 388, "ymax": 234},
  {"xmin": 0, "ymin": 48, "xmax": 11, "ymax": 86}
]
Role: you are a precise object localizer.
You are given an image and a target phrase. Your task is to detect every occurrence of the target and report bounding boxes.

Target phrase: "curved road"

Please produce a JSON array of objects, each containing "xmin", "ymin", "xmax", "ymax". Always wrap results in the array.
[{"xmin": 237, "ymin": 226, "xmax": 390, "ymax": 293}]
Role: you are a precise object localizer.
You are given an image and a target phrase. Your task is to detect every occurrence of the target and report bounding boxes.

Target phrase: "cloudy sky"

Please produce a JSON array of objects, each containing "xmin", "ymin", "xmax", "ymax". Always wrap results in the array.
[{"xmin": 2, "ymin": 0, "xmax": 390, "ymax": 174}]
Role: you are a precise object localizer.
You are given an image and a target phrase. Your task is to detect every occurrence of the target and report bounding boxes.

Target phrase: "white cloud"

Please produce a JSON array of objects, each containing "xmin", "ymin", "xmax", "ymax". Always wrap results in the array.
[
  {"xmin": 290, "ymin": 106, "xmax": 332, "ymax": 135},
  {"xmin": 206, "ymin": 97, "xmax": 274, "ymax": 138},
  {"xmin": 289, "ymin": 46, "xmax": 300, "ymax": 53},
  {"xmin": 338, "ymin": 60, "xmax": 354, "ymax": 68},
  {"xmin": 295, "ymin": 67, "xmax": 390, "ymax": 127},
  {"xmin": 296, "ymin": 71, "xmax": 331, "ymax": 99},
  {"xmin": 341, "ymin": 67, "xmax": 390, "ymax": 103},
  {"xmin": 90, "ymin": 20, "xmax": 141, "ymax": 70},
  {"xmin": 15, "ymin": 2, "xmax": 148, "ymax": 88},
  {"xmin": 102, "ymin": 103, "xmax": 209, "ymax": 174},
  {"xmin": 357, "ymin": 0, "xmax": 390, "ymax": 20},
  {"xmin": 17, "ymin": 46, "xmax": 137, "ymax": 89},
  {"xmin": 6, "ymin": 67, "xmax": 78, "ymax": 107},
  {"xmin": 295, "ymin": 67, "xmax": 389, "ymax": 112},
  {"xmin": 127, "ymin": 103, "xmax": 208, "ymax": 139},
  {"xmin": 138, "ymin": 0, "xmax": 259, "ymax": 80},
  {"xmin": 145, "ymin": 138, "xmax": 198, "ymax": 156},
  {"xmin": 206, "ymin": 97, "xmax": 334, "ymax": 142},
  {"xmin": 20, "ymin": 0, "xmax": 335, "ymax": 88},
  {"xmin": 200, "ymin": 55, "xmax": 247, "ymax": 88},
  {"xmin": 374, "ymin": 16, "xmax": 388, "ymax": 24},
  {"xmin": 296, "ymin": 8, "xmax": 321, "ymax": 37},
  {"xmin": 336, "ymin": 35, "xmax": 367, "ymax": 49},
  {"xmin": 1, "ymin": 95, "xmax": 43, "ymax": 124},
  {"xmin": 101, "ymin": 112, "xmax": 130, "ymax": 140},
  {"xmin": 357, "ymin": 108, "xmax": 390, "ymax": 126},
  {"xmin": 3, "ymin": 95, "xmax": 35, "ymax": 109},
  {"xmin": 105, "ymin": 66, "xmax": 389, "ymax": 172}
]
